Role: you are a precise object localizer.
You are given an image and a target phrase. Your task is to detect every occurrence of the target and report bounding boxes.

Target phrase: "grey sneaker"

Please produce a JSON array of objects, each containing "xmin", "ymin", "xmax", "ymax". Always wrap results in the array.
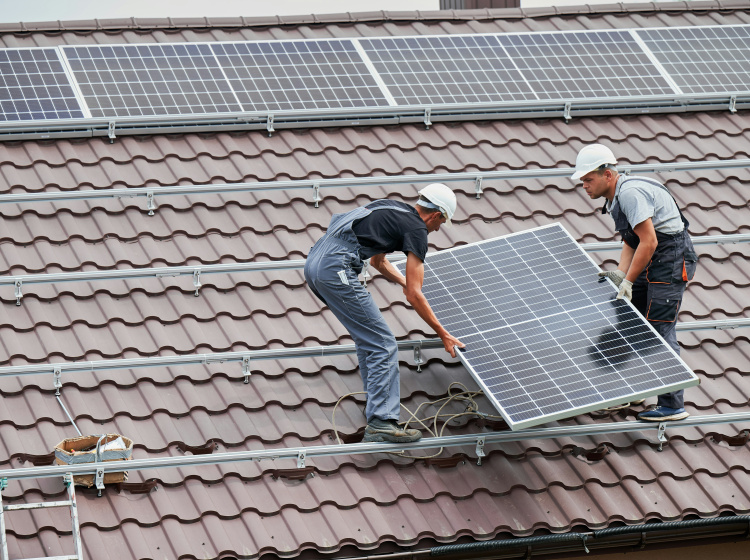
[{"xmin": 363, "ymin": 418, "xmax": 422, "ymax": 443}]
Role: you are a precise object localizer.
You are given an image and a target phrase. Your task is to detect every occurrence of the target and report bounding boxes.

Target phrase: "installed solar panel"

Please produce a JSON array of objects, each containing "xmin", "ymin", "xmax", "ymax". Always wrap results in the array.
[
  {"xmin": 399, "ymin": 223, "xmax": 698, "ymax": 430},
  {"xmin": 0, "ymin": 48, "xmax": 84, "ymax": 121},
  {"xmin": 637, "ymin": 25, "xmax": 750, "ymax": 94},
  {"xmin": 211, "ymin": 40, "xmax": 390, "ymax": 111},
  {"xmin": 61, "ymin": 44, "xmax": 241, "ymax": 118},
  {"xmin": 498, "ymin": 31, "xmax": 676, "ymax": 100},
  {"xmin": 360, "ymin": 31, "xmax": 676, "ymax": 106},
  {"xmin": 360, "ymin": 35, "xmax": 536, "ymax": 105}
]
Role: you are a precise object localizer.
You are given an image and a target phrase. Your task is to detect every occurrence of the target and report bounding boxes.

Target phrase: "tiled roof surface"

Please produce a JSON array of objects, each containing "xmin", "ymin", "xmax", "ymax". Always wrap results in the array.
[{"xmin": 0, "ymin": 3, "xmax": 749, "ymax": 559}]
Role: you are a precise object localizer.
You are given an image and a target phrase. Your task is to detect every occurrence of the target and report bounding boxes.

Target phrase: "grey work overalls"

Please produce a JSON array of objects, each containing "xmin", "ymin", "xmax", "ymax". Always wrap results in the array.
[
  {"xmin": 607, "ymin": 176, "xmax": 698, "ymax": 409},
  {"xmin": 304, "ymin": 204, "xmax": 414, "ymax": 422}
]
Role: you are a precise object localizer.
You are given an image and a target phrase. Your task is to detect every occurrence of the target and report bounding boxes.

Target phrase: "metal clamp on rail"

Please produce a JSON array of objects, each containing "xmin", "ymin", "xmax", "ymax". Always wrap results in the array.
[
  {"xmin": 267, "ymin": 114, "xmax": 275, "ymax": 136},
  {"xmin": 563, "ymin": 102, "xmax": 572, "ymax": 122},
  {"xmin": 14, "ymin": 279, "xmax": 22, "ymax": 306},
  {"xmin": 475, "ymin": 436, "xmax": 486, "ymax": 466},
  {"xmin": 242, "ymin": 356, "xmax": 252, "ymax": 384},
  {"xmin": 730, "ymin": 95, "xmax": 737, "ymax": 113},
  {"xmin": 297, "ymin": 451, "xmax": 306, "ymax": 469},
  {"xmin": 53, "ymin": 367, "xmax": 62, "ymax": 396},
  {"xmin": 474, "ymin": 176, "xmax": 483, "ymax": 199},
  {"xmin": 108, "ymin": 121, "xmax": 116, "ymax": 143},
  {"xmin": 146, "ymin": 191, "xmax": 156, "ymax": 216},
  {"xmin": 95, "ymin": 468, "xmax": 105, "ymax": 496},
  {"xmin": 312, "ymin": 182, "xmax": 321, "ymax": 208},
  {"xmin": 193, "ymin": 269, "xmax": 202, "ymax": 297},
  {"xmin": 657, "ymin": 422, "xmax": 668, "ymax": 452},
  {"xmin": 424, "ymin": 107, "xmax": 432, "ymax": 128},
  {"xmin": 413, "ymin": 340, "xmax": 425, "ymax": 373}
]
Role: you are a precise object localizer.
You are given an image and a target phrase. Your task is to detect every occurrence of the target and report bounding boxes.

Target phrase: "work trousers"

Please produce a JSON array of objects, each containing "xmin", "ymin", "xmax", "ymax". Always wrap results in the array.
[
  {"xmin": 305, "ymin": 235, "xmax": 401, "ymax": 422},
  {"xmin": 631, "ymin": 276, "xmax": 687, "ymax": 409}
]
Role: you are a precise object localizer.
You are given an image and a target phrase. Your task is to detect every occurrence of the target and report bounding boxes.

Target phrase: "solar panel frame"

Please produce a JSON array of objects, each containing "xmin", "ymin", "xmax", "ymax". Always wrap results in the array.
[
  {"xmin": 0, "ymin": 48, "xmax": 86, "ymax": 122},
  {"xmin": 60, "ymin": 43, "xmax": 243, "ymax": 118},
  {"xmin": 636, "ymin": 24, "xmax": 750, "ymax": 95},
  {"xmin": 397, "ymin": 223, "xmax": 698, "ymax": 430},
  {"xmin": 211, "ymin": 39, "xmax": 392, "ymax": 112}
]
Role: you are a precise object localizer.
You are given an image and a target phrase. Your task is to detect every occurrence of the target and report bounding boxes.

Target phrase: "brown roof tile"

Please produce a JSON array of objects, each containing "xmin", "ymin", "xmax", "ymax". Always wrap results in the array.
[{"xmin": 0, "ymin": 4, "xmax": 750, "ymax": 559}]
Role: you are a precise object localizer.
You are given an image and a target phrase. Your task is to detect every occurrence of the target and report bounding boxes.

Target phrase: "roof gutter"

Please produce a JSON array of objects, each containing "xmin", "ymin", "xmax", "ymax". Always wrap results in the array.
[{"xmin": 429, "ymin": 515, "xmax": 750, "ymax": 559}]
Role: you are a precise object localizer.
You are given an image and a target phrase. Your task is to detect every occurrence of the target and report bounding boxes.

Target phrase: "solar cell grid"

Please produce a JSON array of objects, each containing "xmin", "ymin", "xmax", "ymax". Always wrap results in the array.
[
  {"xmin": 498, "ymin": 30, "xmax": 676, "ymax": 99},
  {"xmin": 637, "ymin": 25, "xmax": 750, "ymax": 94},
  {"xmin": 211, "ymin": 40, "xmax": 389, "ymax": 111},
  {"xmin": 400, "ymin": 223, "xmax": 697, "ymax": 429},
  {"xmin": 62, "ymin": 43, "xmax": 241, "ymax": 118},
  {"xmin": 0, "ymin": 49, "xmax": 83, "ymax": 121},
  {"xmin": 360, "ymin": 35, "xmax": 537, "ymax": 105}
]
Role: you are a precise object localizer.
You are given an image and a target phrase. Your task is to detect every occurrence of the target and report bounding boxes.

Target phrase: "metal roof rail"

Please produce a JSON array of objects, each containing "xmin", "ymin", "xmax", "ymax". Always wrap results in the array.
[
  {"xmin": 2, "ymin": 234, "xmax": 748, "ymax": 305},
  {"xmin": 1, "ymin": 158, "xmax": 749, "ymax": 211},
  {"xmin": 1, "ymin": 234, "xmax": 747, "ymax": 305},
  {"xmin": 1, "ymin": 411, "xmax": 749, "ymax": 482},
  {"xmin": 0, "ymin": 316, "xmax": 748, "ymax": 389},
  {"xmin": 0, "ymin": 93, "xmax": 747, "ymax": 142}
]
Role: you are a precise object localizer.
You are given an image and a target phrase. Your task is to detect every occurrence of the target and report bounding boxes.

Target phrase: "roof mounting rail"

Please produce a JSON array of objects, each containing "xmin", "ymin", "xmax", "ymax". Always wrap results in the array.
[
  {"xmin": 0, "ymin": 234, "xmax": 747, "ymax": 303},
  {"xmin": 0, "ymin": 158, "xmax": 748, "ymax": 209},
  {"xmin": 0, "ymin": 317, "xmax": 746, "ymax": 386},
  {"xmin": 2, "ymin": 411, "xmax": 750, "ymax": 483}
]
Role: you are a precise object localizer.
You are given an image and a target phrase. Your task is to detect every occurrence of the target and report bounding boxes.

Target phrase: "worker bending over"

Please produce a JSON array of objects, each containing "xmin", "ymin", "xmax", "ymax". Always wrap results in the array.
[
  {"xmin": 305, "ymin": 184, "xmax": 465, "ymax": 443},
  {"xmin": 572, "ymin": 144, "xmax": 698, "ymax": 422}
]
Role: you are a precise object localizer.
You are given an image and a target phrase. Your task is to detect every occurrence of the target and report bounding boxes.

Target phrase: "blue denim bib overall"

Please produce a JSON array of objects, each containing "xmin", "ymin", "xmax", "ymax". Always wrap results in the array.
[{"xmin": 305, "ymin": 204, "xmax": 412, "ymax": 422}]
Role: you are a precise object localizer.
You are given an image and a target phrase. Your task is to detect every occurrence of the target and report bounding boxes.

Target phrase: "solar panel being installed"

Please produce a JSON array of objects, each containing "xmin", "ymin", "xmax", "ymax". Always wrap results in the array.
[
  {"xmin": 401, "ymin": 223, "xmax": 698, "ymax": 430},
  {"xmin": 61, "ymin": 44, "xmax": 242, "ymax": 118},
  {"xmin": 637, "ymin": 25, "xmax": 750, "ymax": 94},
  {"xmin": 211, "ymin": 40, "xmax": 390, "ymax": 111},
  {"xmin": 0, "ymin": 49, "xmax": 84, "ymax": 121}
]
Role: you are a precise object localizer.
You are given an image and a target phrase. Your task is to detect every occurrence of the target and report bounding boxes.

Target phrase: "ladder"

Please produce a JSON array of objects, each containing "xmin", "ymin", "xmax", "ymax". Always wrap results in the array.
[{"xmin": 0, "ymin": 474, "xmax": 83, "ymax": 560}]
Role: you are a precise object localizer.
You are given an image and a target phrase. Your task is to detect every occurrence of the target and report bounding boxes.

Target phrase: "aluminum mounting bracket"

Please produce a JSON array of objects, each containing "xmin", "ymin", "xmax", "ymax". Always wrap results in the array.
[
  {"xmin": 146, "ymin": 191, "xmax": 156, "ymax": 216},
  {"xmin": 413, "ymin": 341, "xmax": 425, "ymax": 373},
  {"xmin": 242, "ymin": 356, "xmax": 251, "ymax": 384},
  {"xmin": 657, "ymin": 422, "xmax": 668, "ymax": 451},
  {"xmin": 108, "ymin": 121, "xmax": 116, "ymax": 143},
  {"xmin": 297, "ymin": 451, "xmax": 306, "ymax": 469},
  {"xmin": 475, "ymin": 436, "xmax": 486, "ymax": 465},
  {"xmin": 53, "ymin": 367, "xmax": 62, "ymax": 396},
  {"xmin": 193, "ymin": 269, "xmax": 202, "ymax": 297},
  {"xmin": 312, "ymin": 182, "xmax": 321, "ymax": 208},
  {"xmin": 14, "ymin": 279, "xmax": 22, "ymax": 306},
  {"xmin": 474, "ymin": 176, "xmax": 483, "ymax": 199}
]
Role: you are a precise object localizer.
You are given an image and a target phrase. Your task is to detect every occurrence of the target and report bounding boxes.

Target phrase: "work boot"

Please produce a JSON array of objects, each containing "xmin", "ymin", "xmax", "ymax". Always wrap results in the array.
[{"xmin": 363, "ymin": 418, "xmax": 422, "ymax": 443}]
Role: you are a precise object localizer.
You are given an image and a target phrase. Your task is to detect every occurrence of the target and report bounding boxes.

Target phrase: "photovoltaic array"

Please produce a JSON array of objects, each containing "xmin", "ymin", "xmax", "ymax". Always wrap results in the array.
[
  {"xmin": 0, "ymin": 24, "xmax": 748, "ymax": 122},
  {"xmin": 62, "ymin": 44, "xmax": 241, "ymax": 118},
  {"xmin": 404, "ymin": 223, "xmax": 698, "ymax": 430},
  {"xmin": 498, "ymin": 31, "xmax": 674, "ymax": 99},
  {"xmin": 212, "ymin": 40, "xmax": 390, "ymax": 111},
  {"xmin": 0, "ymin": 49, "xmax": 83, "ymax": 121},
  {"xmin": 639, "ymin": 25, "xmax": 750, "ymax": 94},
  {"xmin": 359, "ymin": 35, "xmax": 536, "ymax": 105}
]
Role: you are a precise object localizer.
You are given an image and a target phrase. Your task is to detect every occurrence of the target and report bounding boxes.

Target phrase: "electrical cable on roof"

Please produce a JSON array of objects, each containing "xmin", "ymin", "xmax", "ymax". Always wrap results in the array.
[{"xmin": 331, "ymin": 381, "xmax": 506, "ymax": 459}]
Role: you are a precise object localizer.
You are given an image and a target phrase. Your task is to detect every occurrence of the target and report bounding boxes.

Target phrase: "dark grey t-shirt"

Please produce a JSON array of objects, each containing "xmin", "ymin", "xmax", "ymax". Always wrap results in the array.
[{"xmin": 351, "ymin": 200, "xmax": 428, "ymax": 261}]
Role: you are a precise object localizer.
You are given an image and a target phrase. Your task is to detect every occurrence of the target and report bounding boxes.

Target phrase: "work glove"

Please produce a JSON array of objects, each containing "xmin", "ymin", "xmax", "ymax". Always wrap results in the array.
[
  {"xmin": 598, "ymin": 269, "xmax": 626, "ymax": 287},
  {"xmin": 616, "ymin": 279, "xmax": 633, "ymax": 301}
]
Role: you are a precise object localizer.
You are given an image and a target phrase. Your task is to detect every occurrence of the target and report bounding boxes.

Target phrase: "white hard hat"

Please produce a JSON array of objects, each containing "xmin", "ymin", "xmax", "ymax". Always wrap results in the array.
[
  {"xmin": 571, "ymin": 144, "xmax": 617, "ymax": 181},
  {"xmin": 418, "ymin": 183, "xmax": 457, "ymax": 226}
]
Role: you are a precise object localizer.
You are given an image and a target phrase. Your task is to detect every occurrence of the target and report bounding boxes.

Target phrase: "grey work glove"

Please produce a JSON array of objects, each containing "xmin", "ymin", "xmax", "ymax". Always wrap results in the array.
[
  {"xmin": 616, "ymin": 279, "xmax": 633, "ymax": 301},
  {"xmin": 598, "ymin": 269, "xmax": 626, "ymax": 287}
]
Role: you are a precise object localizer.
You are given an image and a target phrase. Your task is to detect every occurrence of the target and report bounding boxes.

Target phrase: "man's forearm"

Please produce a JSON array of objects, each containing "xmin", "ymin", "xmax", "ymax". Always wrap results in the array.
[
  {"xmin": 407, "ymin": 290, "xmax": 447, "ymax": 337},
  {"xmin": 626, "ymin": 243, "xmax": 656, "ymax": 282}
]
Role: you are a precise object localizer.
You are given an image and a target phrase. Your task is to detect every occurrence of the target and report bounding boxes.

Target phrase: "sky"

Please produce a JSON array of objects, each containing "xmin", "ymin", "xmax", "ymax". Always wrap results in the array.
[{"xmin": 0, "ymin": 0, "xmax": 651, "ymax": 23}]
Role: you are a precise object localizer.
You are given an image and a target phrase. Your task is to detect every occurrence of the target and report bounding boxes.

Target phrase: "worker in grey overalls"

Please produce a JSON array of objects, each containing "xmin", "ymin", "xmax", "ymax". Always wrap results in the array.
[
  {"xmin": 305, "ymin": 184, "xmax": 465, "ymax": 443},
  {"xmin": 572, "ymin": 144, "xmax": 698, "ymax": 422}
]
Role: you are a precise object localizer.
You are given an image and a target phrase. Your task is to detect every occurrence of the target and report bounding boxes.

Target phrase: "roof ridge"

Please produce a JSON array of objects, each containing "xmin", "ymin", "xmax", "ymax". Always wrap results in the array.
[{"xmin": 0, "ymin": 1, "xmax": 745, "ymax": 33}]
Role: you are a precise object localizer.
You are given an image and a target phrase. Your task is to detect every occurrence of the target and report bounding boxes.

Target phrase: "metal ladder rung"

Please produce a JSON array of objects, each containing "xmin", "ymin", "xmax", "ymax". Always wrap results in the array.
[
  {"xmin": 0, "ymin": 474, "xmax": 83, "ymax": 560},
  {"xmin": 16, "ymin": 556, "xmax": 78, "ymax": 560},
  {"xmin": 4, "ymin": 501, "xmax": 73, "ymax": 512}
]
